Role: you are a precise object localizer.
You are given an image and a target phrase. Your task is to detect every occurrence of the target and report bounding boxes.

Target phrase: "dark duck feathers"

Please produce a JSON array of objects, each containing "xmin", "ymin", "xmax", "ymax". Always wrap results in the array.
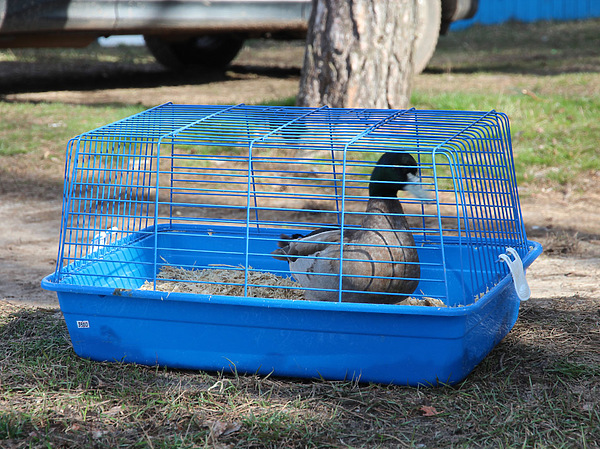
[{"xmin": 272, "ymin": 152, "xmax": 428, "ymax": 304}]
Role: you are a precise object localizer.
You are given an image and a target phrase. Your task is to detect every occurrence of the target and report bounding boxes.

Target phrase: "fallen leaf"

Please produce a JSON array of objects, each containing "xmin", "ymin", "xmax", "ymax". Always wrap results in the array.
[
  {"xmin": 207, "ymin": 420, "xmax": 242, "ymax": 439},
  {"xmin": 222, "ymin": 421, "xmax": 241, "ymax": 436},
  {"xmin": 92, "ymin": 430, "xmax": 108, "ymax": 439},
  {"xmin": 419, "ymin": 405, "xmax": 439, "ymax": 417},
  {"xmin": 104, "ymin": 405, "xmax": 123, "ymax": 416}
]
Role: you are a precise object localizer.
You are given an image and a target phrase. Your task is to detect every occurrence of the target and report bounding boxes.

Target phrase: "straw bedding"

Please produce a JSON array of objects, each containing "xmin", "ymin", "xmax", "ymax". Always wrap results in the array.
[
  {"xmin": 140, "ymin": 265, "xmax": 305, "ymax": 300},
  {"xmin": 140, "ymin": 265, "xmax": 446, "ymax": 306}
]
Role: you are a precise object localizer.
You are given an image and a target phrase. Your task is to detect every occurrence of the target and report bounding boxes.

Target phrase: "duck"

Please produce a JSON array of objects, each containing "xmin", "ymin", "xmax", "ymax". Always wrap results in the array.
[{"xmin": 271, "ymin": 151, "xmax": 430, "ymax": 304}]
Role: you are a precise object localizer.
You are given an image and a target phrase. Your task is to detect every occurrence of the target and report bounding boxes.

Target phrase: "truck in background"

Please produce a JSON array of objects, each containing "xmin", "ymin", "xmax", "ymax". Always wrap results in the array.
[{"xmin": 0, "ymin": 0, "xmax": 478, "ymax": 72}]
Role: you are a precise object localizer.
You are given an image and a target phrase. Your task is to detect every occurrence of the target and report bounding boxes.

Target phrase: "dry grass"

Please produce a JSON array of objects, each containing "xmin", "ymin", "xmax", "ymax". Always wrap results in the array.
[
  {"xmin": 139, "ymin": 265, "xmax": 306, "ymax": 300},
  {"xmin": 138, "ymin": 265, "xmax": 448, "ymax": 306},
  {"xmin": 1, "ymin": 295, "xmax": 598, "ymax": 448},
  {"xmin": 539, "ymin": 231, "xmax": 582, "ymax": 256}
]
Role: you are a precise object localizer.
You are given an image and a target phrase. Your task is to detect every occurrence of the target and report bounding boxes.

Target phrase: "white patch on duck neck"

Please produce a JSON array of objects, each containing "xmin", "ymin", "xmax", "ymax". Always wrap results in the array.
[{"xmin": 404, "ymin": 173, "xmax": 432, "ymax": 200}]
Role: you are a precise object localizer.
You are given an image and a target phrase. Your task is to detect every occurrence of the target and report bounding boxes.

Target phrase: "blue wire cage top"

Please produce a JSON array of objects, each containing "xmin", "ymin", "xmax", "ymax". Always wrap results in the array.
[{"xmin": 52, "ymin": 103, "xmax": 529, "ymax": 306}]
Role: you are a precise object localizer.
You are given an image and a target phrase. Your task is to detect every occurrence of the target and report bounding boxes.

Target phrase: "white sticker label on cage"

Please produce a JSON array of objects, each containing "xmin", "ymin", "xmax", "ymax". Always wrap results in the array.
[{"xmin": 77, "ymin": 320, "xmax": 90, "ymax": 329}]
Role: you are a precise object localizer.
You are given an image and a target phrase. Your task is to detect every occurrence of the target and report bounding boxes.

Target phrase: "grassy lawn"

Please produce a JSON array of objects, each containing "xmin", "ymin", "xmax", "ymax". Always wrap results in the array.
[
  {"xmin": 1, "ymin": 298, "xmax": 598, "ymax": 448},
  {"xmin": 411, "ymin": 88, "xmax": 600, "ymax": 185},
  {"xmin": 1, "ymin": 19, "xmax": 599, "ymax": 449},
  {"xmin": 413, "ymin": 19, "xmax": 600, "ymax": 186},
  {"xmin": 0, "ymin": 102, "xmax": 145, "ymax": 157}
]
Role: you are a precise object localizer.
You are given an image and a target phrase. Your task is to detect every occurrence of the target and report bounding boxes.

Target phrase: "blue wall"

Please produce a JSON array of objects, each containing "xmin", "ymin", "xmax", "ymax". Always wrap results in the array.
[{"xmin": 451, "ymin": 0, "xmax": 600, "ymax": 30}]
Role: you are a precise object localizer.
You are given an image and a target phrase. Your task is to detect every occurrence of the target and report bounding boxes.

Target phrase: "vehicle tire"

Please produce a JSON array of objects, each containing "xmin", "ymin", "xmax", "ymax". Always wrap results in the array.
[
  {"xmin": 414, "ymin": 0, "xmax": 442, "ymax": 73},
  {"xmin": 144, "ymin": 34, "xmax": 245, "ymax": 70}
]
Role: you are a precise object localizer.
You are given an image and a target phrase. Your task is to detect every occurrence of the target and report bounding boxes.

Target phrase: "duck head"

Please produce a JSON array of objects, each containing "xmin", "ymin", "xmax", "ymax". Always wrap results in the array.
[{"xmin": 368, "ymin": 152, "xmax": 430, "ymax": 199}]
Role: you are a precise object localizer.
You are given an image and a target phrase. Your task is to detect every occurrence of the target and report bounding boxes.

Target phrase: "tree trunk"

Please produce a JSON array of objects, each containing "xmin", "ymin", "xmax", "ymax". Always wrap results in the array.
[{"xmin": 298, "ymin": 0, "xmax": 417, "ymax": 109}]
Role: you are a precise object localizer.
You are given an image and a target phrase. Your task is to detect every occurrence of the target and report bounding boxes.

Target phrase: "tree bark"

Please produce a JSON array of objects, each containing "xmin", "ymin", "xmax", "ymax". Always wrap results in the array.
[{"xmin": 298, "ymin": 0, "xmax": 417, "ymax": 109}]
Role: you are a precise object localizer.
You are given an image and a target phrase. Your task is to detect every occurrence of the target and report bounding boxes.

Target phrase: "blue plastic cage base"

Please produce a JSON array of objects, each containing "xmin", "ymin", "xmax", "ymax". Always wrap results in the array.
[{"xmin": 42, "ymin": 224, "xmax": 542, "ymax": 386}]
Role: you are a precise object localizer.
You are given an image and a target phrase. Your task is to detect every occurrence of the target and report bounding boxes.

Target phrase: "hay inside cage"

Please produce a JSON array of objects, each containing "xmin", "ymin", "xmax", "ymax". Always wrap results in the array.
[
  {"xmin": 139, "ymin": 265, "xmax": 446, "ymax": 306},
  {"xmin": 140, "ymin": 265, "xmax": 305, "ymax": 300}
]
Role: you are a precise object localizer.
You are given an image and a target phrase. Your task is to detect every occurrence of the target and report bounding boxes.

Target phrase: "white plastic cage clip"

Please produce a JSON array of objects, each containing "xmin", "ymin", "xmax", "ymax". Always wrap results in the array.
[
  {"xmin": 90, "ymin": 227, "xmax": 118, "ymax": 254},
  {"xmin": 499, "ymin": 247, "xmax": 531, "ymax": 301}
]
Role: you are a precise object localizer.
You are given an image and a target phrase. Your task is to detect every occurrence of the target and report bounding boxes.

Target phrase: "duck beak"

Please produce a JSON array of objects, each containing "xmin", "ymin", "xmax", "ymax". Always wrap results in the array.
[{"xmin": 405, "ymin": 173, "xmax": 433, "ymax": 200}]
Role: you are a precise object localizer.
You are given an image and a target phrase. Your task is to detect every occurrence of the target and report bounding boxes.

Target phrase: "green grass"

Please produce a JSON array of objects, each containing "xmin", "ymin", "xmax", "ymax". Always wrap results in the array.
[
  {"xmin": 270, "ymin": 85, "xmax": 599, "ymax": 187},
  {"xmin": 2, "ymin": 90, "xmax": 596, "ymax": 186},
  {"xmin": 0, "ymin": 102, "xmax": 145, "ymax": 158},
  {"xmin": 411, "ymin": 91, "xmax": 600, "ymax": 185},
  {"xmin": 0, "ymin": 41, "xmax": 155, "ymax": 65},
  {"xmin": 261, "ymin": 96, "xmax": 297, "ymax": 107},
  {"xmin": 410, "ymin": 18, "xmax": 600, "ymax": 187}
]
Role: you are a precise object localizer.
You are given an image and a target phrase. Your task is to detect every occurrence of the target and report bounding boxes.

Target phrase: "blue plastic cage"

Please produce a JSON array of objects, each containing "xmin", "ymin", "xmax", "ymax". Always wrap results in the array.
[{"xmin": 42, "ymin": 103, "xmax": 541, "ymax": 385}]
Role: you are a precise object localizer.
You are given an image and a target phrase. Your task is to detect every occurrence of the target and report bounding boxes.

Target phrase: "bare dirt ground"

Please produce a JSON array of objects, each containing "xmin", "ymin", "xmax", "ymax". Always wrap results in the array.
[{"xmin": 1, "ymin": 41, "xmax": 599, "ymax": 310}]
